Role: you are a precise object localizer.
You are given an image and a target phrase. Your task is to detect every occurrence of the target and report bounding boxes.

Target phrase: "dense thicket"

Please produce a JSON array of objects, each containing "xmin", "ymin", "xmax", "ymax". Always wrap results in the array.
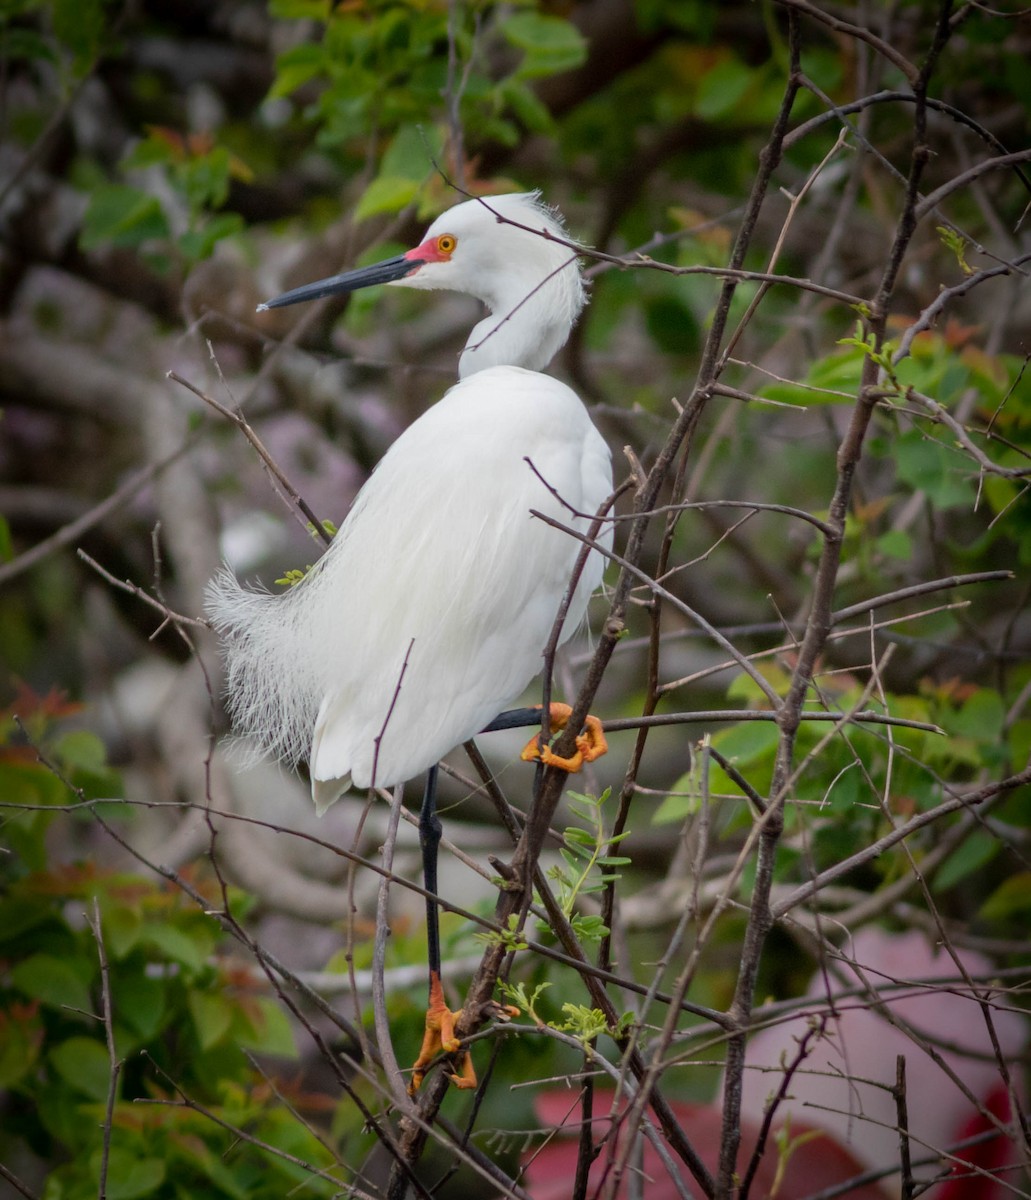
[{"xmin": 1, "ymin": 2, "xmax": 1029, "ymax": 1198}]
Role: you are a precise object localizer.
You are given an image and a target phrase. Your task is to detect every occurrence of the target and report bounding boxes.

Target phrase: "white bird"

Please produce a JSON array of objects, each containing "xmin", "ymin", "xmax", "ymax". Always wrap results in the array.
[
  {"xmin": 209, "ymin": 193, "xmax": 612, "ymax": 809},
  {"xmin": 207, "ymin": 191, "xmax": 613, "ymax": 1088}
]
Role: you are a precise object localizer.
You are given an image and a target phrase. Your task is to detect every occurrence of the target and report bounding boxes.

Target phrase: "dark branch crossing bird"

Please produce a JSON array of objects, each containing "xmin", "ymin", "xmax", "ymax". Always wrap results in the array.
[{"xmin": 207, "ymin": 192, "xmax": 613, "ymax": 1091}]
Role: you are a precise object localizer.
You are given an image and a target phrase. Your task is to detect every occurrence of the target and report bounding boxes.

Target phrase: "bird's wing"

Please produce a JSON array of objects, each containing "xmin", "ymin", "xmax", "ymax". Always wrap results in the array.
[{"xmin": 307, "ymin": 366, "xmax": 611, "ymax": 796}]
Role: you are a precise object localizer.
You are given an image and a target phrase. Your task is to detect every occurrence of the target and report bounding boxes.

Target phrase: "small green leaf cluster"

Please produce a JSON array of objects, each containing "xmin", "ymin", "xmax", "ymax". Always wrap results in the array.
[
  {"xmin": 499, "ymin": 979, "xmax": 552, "ymax": 1025},
  {"xmin": 6, "ymin": 4, "xmax": 250, "ymax": 269},
  {"xmin": 78, "ymin": 130, "xmax": 249, "ymax": 270},
  {"xmin": 544, "ymin": 788, "xmax": 630, "ymax": 946},
  {"xmin": 274, "ymin": 522, "xmax": 338, "ymax": 586},
  {"xmin": 654, "ymin": 661, "xmax": 1031, "ymax": 921},
  {"xmin": 3, "ymin": 0, "xmax": 110, "ymax": 86},
  {"xmin": 274, "ymin": 567, "xmax": 309, "ymax": 588},
  {"xmin": 475, "ymin": 912, "xmax": 530, "ymax": 953},
  {"xmin": 936, "ymin": 225, "xmax": 974, "ymax": 277},
  {"xmin": 836, "ymin": 322, "xmax": 900, "ymax": 392},
  {"xmin": 555, "ymin": 1002, "xmax": 610, "ymax": 1048},
  {"xmin": 757, "ymin": 330, "xmax": 1031, "ymax": 566},
  {"xmin": 0, "ymin": 700, "xmax": 351, "ymax": 1200},
  {"xmin": 267, "ymin": 2, "xmax": 586, "ymax": 221},
  {"xmin": 555, "ymin": 1003, "xmax": 633, "ymax": 1050}
]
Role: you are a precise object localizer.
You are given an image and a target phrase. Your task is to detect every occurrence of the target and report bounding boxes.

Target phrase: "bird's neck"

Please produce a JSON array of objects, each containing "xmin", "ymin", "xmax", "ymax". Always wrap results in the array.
[
  {"xmin": 458, "ymin": 269, "xmax": 583, "ymax": 379},
  {"xmin": 459, "ymin": 311, "xmax": 564, "ymax": 377}
]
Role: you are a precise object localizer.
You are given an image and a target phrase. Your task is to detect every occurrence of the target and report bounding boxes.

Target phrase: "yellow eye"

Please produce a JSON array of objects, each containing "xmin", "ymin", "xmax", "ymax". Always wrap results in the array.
[{"xmin": 436, "ymin": 234, "xmax": 457, "ymax": 255}]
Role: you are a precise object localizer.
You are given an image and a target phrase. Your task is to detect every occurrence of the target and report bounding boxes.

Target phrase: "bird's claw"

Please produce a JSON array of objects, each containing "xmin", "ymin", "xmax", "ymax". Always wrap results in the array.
[
  {"xmin": 485, "ymin": 1000, "xmax": 521, "ymax": 1023},
  {"xmin": 410, "ymin": 974, "xmax": 470, "ymax": 1093},
  {"xmin": 409, "ymin": 976, "xmax": 520, "ymax": 1093},
  {"xmin": 519, "ymin": 702, "xmax": 607, "ymax": 772}
]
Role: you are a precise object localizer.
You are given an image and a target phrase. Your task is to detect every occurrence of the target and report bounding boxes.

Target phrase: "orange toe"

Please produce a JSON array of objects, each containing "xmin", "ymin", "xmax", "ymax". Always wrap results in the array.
[
  {"xmin": 409, "ymin": 972, "xmax": 473, "ymax": 1093},
  {"xmin": 408, "ymin": 980, "xmax": 522, "ymax": 1092},
  {"xmin": 520, "ymin": 704, "xmax": 607, "ymax": 773}
]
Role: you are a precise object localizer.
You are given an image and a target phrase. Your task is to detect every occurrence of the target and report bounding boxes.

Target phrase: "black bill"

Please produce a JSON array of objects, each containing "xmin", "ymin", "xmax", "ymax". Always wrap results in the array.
[{"xmin": 257, "ymin": 253, "xmax": 424, "ymax": 311}]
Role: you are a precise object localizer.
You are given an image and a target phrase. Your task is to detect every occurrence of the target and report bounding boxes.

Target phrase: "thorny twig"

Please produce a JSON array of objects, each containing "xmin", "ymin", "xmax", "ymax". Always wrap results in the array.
[{"xmin": 16, "ymin": 6, "xmax": 1031, "ymax": 1199}]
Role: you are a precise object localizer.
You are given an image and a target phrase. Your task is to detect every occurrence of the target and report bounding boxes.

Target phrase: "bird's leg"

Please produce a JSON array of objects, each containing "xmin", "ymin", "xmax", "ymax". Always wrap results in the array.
[
  {"xmin": 410, "ymin": 764, "xmax": 475, "ymax": 1093},
  {"xmin": 507, "ymin": 702, "xmax": 608, "ymax": 772}
]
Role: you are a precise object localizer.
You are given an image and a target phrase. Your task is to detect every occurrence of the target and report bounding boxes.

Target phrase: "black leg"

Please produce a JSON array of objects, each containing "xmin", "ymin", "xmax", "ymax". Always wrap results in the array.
[
  {"xmin": 481, "ymin": 706, "xmax": 547, "ymax": 733},
  {"xmin": 418, "ymin": 764, "xmax": 442, "ymax": 982},
  {"xmin": 410, "ymin": 763, "xmax": 476, "ymax": 1091},
  {"xmin": 484, "ymin": 703, "xmax": 607, "ymax": 773},
  {"xmin": 410, "ymin": 730, "xmax": 551, "ymax": 1092}
]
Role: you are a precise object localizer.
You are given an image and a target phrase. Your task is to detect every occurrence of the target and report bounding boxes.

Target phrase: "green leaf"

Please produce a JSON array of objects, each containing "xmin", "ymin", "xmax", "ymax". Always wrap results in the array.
[
  {"xmin": 188, "ymin": 989, "xmax": 233, "ymax": 1050},
  {"xmin": 1, "ymin": 28, "xmax": 58, "ymax": 65},
  {"xmin": 503, "ymin": 11, "xmax": 586, "ymax": 54},
  {"xmin": 122, "ymin": 135, "xmax": 177, "ymax": 172},
  {"xmin": 895, "ymin": 429, "xmax": 973, "ymax": 509},
  {"xmin": 0, "ymin": 1009, "xmax": 42, "ymax": 1087},
  {"xmin": 177, "ymin": 146, "xmax": 233, "ymax": 213},
  {"xmin": 55, "ymin": 729, "xmax": 107, "ymax": 771},
  {"xmin": 726, "ymin": 661, "xmax": 792, "ymax": 702},
  {"xmin": 380, "ymin": 123, "xmax": 442, "ymax": 181},
  {"xmin": 0, "ymin": 762, "xmax": 60, "ymax": 810},
  {"xmin": 355, "ymin": 176, "xmax": 419, "ymax": 221},
  {"xmin": 876, "ymin": 529, "xmax": 913, "ymax": 560},
  {"xmin": 0, "ymin": 791, "xmax": 62, "ymax": 866},
  {"xmin": 934, "ymin": 830, "xmax": 1000, "ymax": 891},
  {"xmin": 563, "ymin": 827, "xmax": 595, "ymax": 846},
  {"xmin": 949, "ymin": 688, "xmax": 1005, "ymax": 743},
  {"xmin": 713, "ymin": 719, "xmax": 781, "ymax": 767},
  {"xmin": 234, "ymin": 997, "xmax": 298, "ymax": 1058},
  {"xmin": 35, "ymin": 1079, "xmax": 84, "ymax": 1148},
  {"xmin": 11, "ymin": 952, "xmax": 93, "ymax": 1014},
  {"xmin": 100, "ymin": 901, "xmax": 142, "ymax": 959},
  {"xmin": 500, "ymin": 78, "xmax": 555, "ymax": 133},
  {"xmin": 980, "ymin": 872, "xmax": 1031, "ymax": 921},
  {"xmin": 560, "ymin": 849, "xmax": 587, "ymax": 873},
  {"xmin": 177, "ymin": 212, "xmax": 245, "ymax": 263},
  {"xmin": 90, "ymin": 1149, "xmax": 166, "ymax": 1200},
  {"xmin": 503, "ymin": 12, "xmax": 587, "ymax": 78},
  {"xmin": 645, "ymin": 292, "xmax": 700, "ymax": 355},
  {"xmin": 652, "ymin": 789, "xmax": 698, "ymax": 825},
  {"xmin": 809, "ymin": 346, "xmax": 865, "ymax": 389},
  {"xmin": 654, "ymin": 721, "xmax": 781, "ymax": 824},
  {"xmin": 79, "ymin": 185, "xmax": 170, "ymax": 251},
  {"xmin": 558, "ymin": 1002, "xmax": 609, "ymax": 1042},
  {"xmin": 139, "ymin": 921, "xmax": 213, "ymax": 972},
  {"xmin": 50, "ymin": 1036, "xmax": 111, "ymax": 1101},
  {"xmin": 570, "ymin": 914, "xmax": 609, "ymax": 943},
  {"xmin": 1006, "ymin": 721, "xmax": 1031, "ymax": 788},
  {"xmin": 0, "ymin": 895, "xmax": 53, "ymax": 943},
  {"xmin": 269, "ymin": 42, "xmax": 326, "ymax": 98},
  {"xmin": 52, "ymin": 0, "xmax": 105, "ymax": 71},
  {"xmin": 695, "ymin": 58, "xmax": 752, "ymax": 120},
  {"xmin": 115, "ymin": 971, "xmax": 166, "ymax": 1040}
]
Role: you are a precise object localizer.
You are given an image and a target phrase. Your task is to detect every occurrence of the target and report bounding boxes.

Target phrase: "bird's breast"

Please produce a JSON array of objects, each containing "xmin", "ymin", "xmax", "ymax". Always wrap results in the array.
[{"xmin": 306, "ymin": 365, "xmax": 612, "ymax": 794}]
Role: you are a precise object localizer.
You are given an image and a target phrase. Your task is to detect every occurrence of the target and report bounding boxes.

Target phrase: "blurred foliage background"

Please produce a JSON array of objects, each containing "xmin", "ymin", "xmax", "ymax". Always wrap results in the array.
[{"xmin": 1, "ymin": 1, "xmax": 1029, "ymax": 1197}]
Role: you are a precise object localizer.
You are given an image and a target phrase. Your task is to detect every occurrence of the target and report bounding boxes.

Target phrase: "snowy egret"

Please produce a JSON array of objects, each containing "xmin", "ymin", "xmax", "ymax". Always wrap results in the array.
[{"xmin": 207, "ymin": 192, "xmax": 613, "ymax": 1089}]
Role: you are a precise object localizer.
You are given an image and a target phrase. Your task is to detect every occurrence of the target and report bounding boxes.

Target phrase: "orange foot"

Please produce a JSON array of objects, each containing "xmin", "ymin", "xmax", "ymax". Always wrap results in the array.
[
  {"xmin": 409, "ymin": 973, "xmax": 519, "ymax": 1094},
  {"xmin": 410, "ymin": 971, "xmax": 472, "ymax": 1094},
  {"xmin": 519, "ymin": 703, "xmax": 608, "ymax": 772}
]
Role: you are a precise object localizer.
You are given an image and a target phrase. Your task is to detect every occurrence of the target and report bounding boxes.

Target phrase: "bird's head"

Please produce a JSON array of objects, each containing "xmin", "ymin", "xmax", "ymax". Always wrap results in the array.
[
  {"xmin": 258, "ymin": 192, "xmax": 586, "ymax": 375},
  {"xmin": 393, "ymin": 193, "xmax": 583, "ymax": 307}
]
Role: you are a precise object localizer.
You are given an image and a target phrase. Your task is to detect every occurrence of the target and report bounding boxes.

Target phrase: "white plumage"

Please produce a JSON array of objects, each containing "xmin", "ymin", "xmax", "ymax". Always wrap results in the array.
[{"xmin": 207, "ymin": 193, "xmax": 612, "ymax": 812}]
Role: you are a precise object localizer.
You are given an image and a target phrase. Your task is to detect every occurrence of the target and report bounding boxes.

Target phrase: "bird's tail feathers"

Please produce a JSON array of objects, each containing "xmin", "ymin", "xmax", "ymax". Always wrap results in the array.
[{"xmin": 205, "ymin": 567, "xmax": 323, "ymax": 770}]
